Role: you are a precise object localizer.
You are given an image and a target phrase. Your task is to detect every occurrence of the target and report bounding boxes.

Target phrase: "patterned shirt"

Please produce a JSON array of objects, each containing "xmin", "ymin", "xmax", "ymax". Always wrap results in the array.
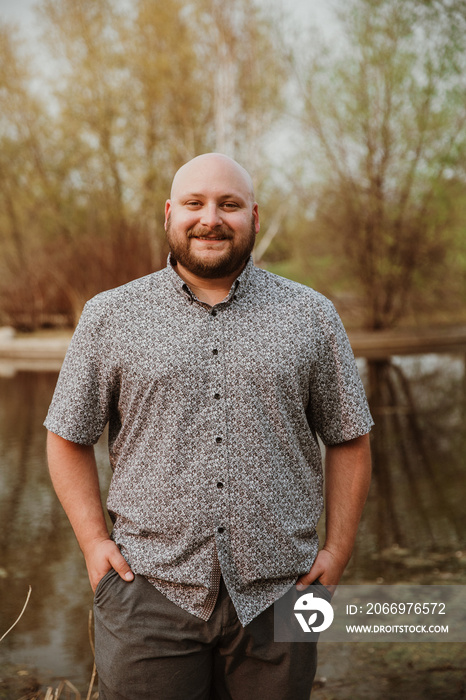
[{"xmin": 45, "ymin": 255, "xmax": 373, "ymax": 626}]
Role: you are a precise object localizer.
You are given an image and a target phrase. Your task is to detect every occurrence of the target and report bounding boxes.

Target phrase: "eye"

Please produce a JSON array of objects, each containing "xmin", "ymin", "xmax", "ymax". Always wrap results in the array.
[
  {"xmin": 222, "ymin": 202, "xmax": 239, "ymax": 209},
  {"xmin": 185, "ymin": 200, "xmax": 202, "ymax": 208}
]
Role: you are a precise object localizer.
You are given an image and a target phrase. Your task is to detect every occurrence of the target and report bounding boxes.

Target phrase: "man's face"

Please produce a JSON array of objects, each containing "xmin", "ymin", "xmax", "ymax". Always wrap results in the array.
[{"xmin": 164, "ymin": 156, "xmax": 260, "ymax": 280}]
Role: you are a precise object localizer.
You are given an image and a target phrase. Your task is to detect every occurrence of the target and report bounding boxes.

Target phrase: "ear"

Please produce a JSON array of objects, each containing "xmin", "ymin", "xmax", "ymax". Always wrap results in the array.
[
  {"xmin": 253, "ymin": 203, "xmax": 260, "ymax": 234},
  {"xmin": 164, "ymin": 200, "xmax": 171, "ymax": 230}
]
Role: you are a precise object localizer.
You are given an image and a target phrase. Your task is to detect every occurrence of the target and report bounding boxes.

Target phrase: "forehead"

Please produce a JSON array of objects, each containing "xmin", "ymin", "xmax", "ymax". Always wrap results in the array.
[{"xmin": 171, "ymin": 158, "xmax": 254, "ymax": 202}]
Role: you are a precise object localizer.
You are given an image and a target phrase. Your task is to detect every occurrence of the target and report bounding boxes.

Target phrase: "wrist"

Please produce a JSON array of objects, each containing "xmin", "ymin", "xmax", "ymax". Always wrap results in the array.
[
  {"xmin": 80, "ymin": 533, "xmax": 112, "ymax": 557},
  {"xmin": 322, "ymin": 543, "xmax": 352, "ymax": 568}
]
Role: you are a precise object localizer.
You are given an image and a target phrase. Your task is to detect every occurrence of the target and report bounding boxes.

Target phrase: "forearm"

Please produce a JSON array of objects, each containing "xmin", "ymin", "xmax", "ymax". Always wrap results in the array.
[
  {"xmin": 324, "ymin": 432, "xmax": 372, "ymax": 567},
  {"xmin": 47, "ymin": 430, "xmax": 133, "ymax": 589},
  {"xmin": 297, "ymin": 432, "xmax": 371, "ymax": 589},
  {"xmin": 46, "ymin": 430, "xmax": 109, "ymax": 552}
]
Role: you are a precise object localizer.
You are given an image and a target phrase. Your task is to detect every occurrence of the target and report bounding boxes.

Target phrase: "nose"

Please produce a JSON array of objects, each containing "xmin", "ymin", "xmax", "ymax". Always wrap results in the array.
[{"xmin": 200, "ymin": 202, "xmax": 222, "ymax": 229}]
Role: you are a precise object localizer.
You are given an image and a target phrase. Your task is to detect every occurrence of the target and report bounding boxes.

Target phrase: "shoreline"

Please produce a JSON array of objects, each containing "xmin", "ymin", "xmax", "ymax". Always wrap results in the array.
[{"xmin": 1, "ymin": 325, "xmax": 466, "ymax": 373}]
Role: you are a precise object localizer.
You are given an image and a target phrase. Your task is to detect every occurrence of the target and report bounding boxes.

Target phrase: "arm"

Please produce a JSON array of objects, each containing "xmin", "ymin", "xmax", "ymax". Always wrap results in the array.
[
  {"xmin": 297, "ymin": 432, "xmax": 371, "ymax": 590},
  {"xmin": 46, "ymin": 430, "xmax": 134, "ymax": 591}
]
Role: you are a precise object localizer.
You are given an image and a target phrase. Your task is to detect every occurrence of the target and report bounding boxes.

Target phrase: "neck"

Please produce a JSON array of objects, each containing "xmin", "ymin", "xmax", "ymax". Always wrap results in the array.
[{"xmin": 173, "ymin": 261, "xmax": 245, "ymax": 306}]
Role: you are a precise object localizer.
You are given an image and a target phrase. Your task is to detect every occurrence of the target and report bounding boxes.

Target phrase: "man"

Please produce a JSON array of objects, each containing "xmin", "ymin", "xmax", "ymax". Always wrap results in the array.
[{"xmin": 45, "ymin": 153, "xmax": 373, "ymax": 700}]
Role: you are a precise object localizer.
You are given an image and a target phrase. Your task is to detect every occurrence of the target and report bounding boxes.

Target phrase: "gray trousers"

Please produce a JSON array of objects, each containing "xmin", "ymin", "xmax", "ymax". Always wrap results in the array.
[{"xmin": 94, "ymin": 570, "xmax": 317, "ymax": 700}]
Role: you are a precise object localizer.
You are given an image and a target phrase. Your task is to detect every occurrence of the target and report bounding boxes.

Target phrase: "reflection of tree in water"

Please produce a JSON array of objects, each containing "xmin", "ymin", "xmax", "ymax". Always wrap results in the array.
[
  {"xmin": 350, "ymin": 355, "xmax": 466, "ymax": 581},
  {"xmin": 0, "ymin": 372, "xmax": 93, "ymax": 684}
]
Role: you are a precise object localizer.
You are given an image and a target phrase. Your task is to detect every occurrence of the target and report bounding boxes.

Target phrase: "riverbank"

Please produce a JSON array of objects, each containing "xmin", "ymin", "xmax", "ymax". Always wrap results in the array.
[
  {"xmin": 1, "ymin": 324, "xmax": 466, "ymax": 372},
  {"xmin": 348, "ymin": 324, "xmax": 466, "ymax": 358},
  {"xmin": 0, "ymin": 328, "xmax": 71, "ymax": 373},
  {"xmin": 2, "ymin": 641, "xmax": 464, "ymax": 699}
]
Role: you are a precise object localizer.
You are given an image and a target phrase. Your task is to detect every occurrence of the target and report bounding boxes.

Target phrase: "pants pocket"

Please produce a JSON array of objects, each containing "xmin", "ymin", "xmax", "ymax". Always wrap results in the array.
[
  {"xmin": 94, "ymin": 568, "xmax": 118, "ymax": 602},
  {"xmin": 312, "ymin": 578, "xmax": 332, "ymax": 603}
]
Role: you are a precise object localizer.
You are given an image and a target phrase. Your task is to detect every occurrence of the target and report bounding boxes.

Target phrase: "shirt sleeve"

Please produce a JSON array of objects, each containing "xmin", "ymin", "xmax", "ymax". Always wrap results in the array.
[
  {"xmin": 307, "ymin": 298, "xmax": 374, "ymax": 445},
  {"xmin": 44, "ymin": 298, "xmax": 116, "ymax": 445}
]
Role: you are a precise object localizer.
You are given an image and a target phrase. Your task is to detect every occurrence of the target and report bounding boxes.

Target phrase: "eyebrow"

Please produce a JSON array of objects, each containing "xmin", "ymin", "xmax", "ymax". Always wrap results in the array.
[{"xmin": 182, "ymin": 192, "xmax": 248, "ymax": 203}]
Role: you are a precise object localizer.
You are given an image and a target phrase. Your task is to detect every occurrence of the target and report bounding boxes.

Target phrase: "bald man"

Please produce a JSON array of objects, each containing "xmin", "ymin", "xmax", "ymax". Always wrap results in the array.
[{"xmin": 45, "ymin": 154, "xmax": 373, "ymax": 700}]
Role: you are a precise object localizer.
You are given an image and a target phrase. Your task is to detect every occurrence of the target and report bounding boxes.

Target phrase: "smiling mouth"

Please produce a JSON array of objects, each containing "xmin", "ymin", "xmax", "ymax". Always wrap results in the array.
[
  {"xmin": 190, "ymin": 234, "xmax": 231, "ymax": 243},
  {"xmin": 188, "ymin": 227, "xmax": 232, "ymax": 241}
]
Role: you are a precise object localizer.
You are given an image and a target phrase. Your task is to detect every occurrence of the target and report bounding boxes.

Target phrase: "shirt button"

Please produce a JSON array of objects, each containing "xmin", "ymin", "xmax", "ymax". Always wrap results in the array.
[
  {"xmin": 214, "ymin": 393, "xmax": 220, "ymax": 400},
  {"xmin": 217, "ymin": 482, "xmax": 224, "ymax": 488},
  {"xmin": 212, "ymin": 349, "xmax": 218, "ymax": 355},
  {"xmin": 211, "ymin": 309, "xmax": 217, "ymax": 317},
  {"xmin": 217, "ymin": 527, "xmax": 225, "ymax": 534},
  {"xmin": 216, "ymin": 437, "xmax": 222, "ymax": 444}
]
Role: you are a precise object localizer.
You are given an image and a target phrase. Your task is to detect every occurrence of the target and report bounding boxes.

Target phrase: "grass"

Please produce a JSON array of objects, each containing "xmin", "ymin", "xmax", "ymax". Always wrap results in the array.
[
  {"xmin": 1, "ymin": 590, "xmax": 98, "ymax": 700},
  {"xmin": 18, "ymin": 679, "xmax": 95, "ymax": 700}
]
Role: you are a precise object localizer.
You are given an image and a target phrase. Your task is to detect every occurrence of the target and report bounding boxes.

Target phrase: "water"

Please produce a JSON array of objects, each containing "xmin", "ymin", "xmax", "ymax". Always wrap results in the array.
[
  {"xmin": 0, "ymin": 371, "xmax": 111, "ymax": 693},
  {"xmin": 349, "ymin": 354, "xmax": 466, "ymax": 583},
  {"xmin": 0, "ymin": 354, "xmax": 465, "ymax": 693}
]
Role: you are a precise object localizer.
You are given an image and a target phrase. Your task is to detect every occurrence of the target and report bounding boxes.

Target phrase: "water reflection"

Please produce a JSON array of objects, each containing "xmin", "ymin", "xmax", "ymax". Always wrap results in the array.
[
  {"xmin": 348, "ymin": 354, "xmax": 466, "ymax": 583},
  {"xmin": 0, "ymin": 371, "xmax": 110, "ymax": 692},
  {"xmin": 0, "ymin": 355, "xmax": 465, "ymax": 692}
]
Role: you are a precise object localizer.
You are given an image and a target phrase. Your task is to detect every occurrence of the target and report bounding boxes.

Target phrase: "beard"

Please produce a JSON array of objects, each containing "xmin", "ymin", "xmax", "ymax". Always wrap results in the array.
[{"xmin": 166, "ymin": 215, "xmax": 256, "ymax": 279}]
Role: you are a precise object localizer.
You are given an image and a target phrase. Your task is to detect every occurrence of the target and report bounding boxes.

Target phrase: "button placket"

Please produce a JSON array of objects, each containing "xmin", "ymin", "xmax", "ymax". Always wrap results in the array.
[{"xmin": 208, "ymin": 307, "xmax": 229, "ymax": 537}]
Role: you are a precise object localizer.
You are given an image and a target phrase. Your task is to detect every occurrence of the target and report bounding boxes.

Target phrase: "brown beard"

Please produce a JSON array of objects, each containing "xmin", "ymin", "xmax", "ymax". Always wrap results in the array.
[{"xmin": 166, "ymin": 215, "xmax": 256, "ymax": 279}]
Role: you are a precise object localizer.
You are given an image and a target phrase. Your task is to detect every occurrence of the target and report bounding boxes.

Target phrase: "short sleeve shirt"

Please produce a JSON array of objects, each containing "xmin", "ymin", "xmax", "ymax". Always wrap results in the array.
[{"xmin": 45, "ymin": 256, "xmax": 373, "ymax": 626}]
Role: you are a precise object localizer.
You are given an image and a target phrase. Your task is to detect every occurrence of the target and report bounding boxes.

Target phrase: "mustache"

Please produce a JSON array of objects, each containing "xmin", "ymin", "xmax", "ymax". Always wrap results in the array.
[{"xmin": 187, "ymin": 226, "xmax": 232, "ymax": 240}]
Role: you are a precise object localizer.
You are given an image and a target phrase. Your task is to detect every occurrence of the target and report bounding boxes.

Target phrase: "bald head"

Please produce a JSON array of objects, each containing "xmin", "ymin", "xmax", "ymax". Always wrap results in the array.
[
  {"xmin": 170, "ymin": 153, "xmax": 255, "ymax": 203},
  {"xmin": 164, "ymin": 152, "xmax": 259, "ymax": 282}
]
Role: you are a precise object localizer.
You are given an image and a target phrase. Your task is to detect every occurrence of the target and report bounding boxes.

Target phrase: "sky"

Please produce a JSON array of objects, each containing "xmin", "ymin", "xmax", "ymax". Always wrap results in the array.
[
  {"xmin": 0, "ymin": 0, "xmax": 41, "ymax": 32},
  {"xmin": 0, "ymin": 0, "xmax": 45, "ymax": 53},
  {"xmin": 0, "ymin": 0, "xmax": 340, "ymax": 39}
]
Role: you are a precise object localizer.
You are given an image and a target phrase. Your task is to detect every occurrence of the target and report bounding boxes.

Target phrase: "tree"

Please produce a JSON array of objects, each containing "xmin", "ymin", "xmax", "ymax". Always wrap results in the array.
[
  {"xmin": 0, "ymin": 0, "xmax": 287, "ymax": 328},
  {"xmin": 39, "ymin": 0, "xmax": 207, "ymax": 276},
  {"xmin": 295, "ymin": 0, "xmax": 466, "ymax": 329},
  {"xmin": 194, "ymin": 0, "xmax": 286, "ymax": 172},
  {"xmin": 0, "ymin": 24, "xmax": 71, "ymax": 328}
]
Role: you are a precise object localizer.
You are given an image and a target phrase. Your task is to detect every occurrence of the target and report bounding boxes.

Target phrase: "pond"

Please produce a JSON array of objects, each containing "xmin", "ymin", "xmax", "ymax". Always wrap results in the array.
[{"xmin": 0, "ymin": 353, "xmax": 465, "ymax": 696}]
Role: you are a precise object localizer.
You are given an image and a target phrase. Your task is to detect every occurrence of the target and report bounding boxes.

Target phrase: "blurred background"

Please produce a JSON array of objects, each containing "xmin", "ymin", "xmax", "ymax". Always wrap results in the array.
[
  {"xmin": 1, "ymin": 0, "xmax": 466, "ymax": 332},
  {"xmin": 0, "ymin": 0, "xmax": 465, "ymax": 698}
]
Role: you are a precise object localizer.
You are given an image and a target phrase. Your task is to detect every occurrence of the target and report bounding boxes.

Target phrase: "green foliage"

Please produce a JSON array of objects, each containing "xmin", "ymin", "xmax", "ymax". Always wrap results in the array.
[{"xmin": 291, "ymin": 0, "xmax": 466, "ymax": 328}]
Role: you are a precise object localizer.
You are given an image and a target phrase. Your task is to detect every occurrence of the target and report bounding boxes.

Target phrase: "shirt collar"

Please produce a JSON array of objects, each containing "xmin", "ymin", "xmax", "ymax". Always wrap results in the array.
[{"xmin": 165, "ymin": 253, "xmax": 255, "ymax": 307}]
